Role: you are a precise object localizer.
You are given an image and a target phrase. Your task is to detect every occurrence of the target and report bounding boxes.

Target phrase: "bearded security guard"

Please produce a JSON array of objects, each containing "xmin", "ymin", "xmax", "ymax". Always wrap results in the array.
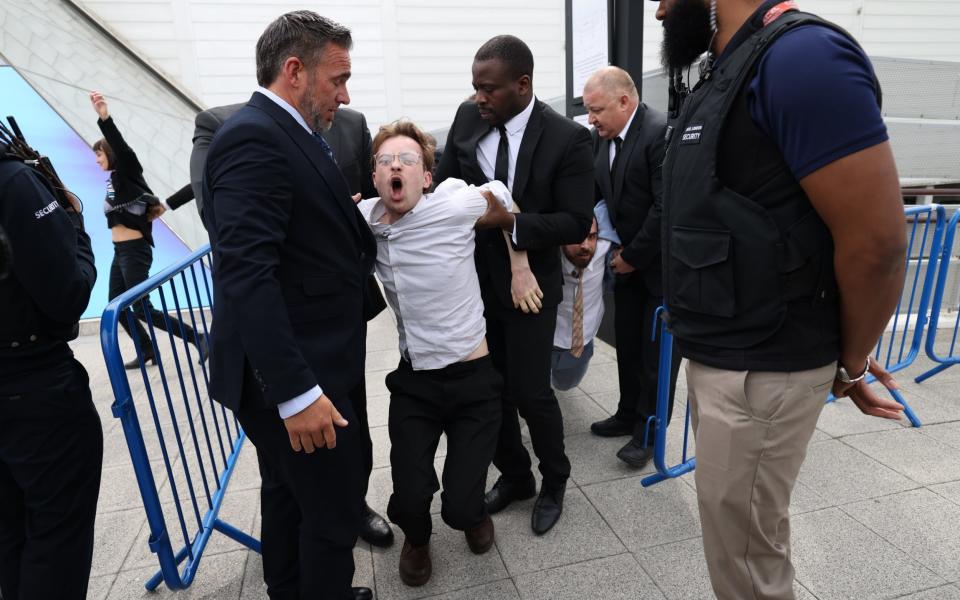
[
  {"xmin": 653, "ymin": 0, "xmax": 907, "ymax": 598},
  {"xmin": 0, "ymin": 133, "xmax": 102, "ymax": 600}
]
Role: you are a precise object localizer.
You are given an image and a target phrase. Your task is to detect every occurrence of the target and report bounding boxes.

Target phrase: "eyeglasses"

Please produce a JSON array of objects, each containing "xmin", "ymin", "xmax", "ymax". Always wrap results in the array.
[{"xmin": 375, "ymin": 152, "xmax": 422, "ymax": 167}]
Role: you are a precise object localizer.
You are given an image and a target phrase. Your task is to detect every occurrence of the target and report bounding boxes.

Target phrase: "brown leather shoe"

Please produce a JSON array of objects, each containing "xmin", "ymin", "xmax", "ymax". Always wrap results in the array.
[
  {"xmin": 398, "ymin": 539, "xmax": 431, "ymax": 587},
  {"xmin": 464, "ymin": 514, "xmax": 495, "ymax": 554}
]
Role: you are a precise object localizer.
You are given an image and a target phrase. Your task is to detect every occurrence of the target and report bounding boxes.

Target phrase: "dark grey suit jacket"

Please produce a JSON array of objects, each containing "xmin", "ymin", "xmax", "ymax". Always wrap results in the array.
[{"xmin": 593, "ymin": 103, "xmax": 667, "ymax": 295}]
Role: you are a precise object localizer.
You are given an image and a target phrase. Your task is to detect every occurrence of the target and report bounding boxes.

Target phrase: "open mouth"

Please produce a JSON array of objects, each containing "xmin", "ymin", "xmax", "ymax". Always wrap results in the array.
[{"xmin": 389, "ymin": 176, "xmax": 403, "ymax": 196}]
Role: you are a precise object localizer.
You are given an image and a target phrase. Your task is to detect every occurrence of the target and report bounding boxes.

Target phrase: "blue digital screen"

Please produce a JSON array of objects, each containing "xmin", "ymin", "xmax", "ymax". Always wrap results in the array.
[{"xmin": 0, "ymin": 66, "xmax": 192, "ymax": 319}]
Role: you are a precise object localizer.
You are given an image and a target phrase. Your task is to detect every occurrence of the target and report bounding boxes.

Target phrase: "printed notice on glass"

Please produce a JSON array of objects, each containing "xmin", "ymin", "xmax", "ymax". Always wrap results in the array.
[{"xmin": 572, "ymin": 0, "xmax": 609, "ymax": 97}]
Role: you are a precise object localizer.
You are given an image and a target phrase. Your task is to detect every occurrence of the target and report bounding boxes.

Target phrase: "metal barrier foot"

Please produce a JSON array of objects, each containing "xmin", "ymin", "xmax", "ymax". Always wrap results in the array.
[
  {"xmin": 890, "ymin": 388, "xmax": 922, "ymax": 428},
  {"xmin": 915, "ymin": 361, "xmax": 955, "ymax": 384}
]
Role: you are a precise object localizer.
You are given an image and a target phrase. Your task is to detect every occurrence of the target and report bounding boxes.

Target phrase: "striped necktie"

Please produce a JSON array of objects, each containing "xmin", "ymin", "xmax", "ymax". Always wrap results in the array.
[
  {"xmin": 570, "ymin": 267, "xmax": 585, "ymax": 358},
  {"xmin": 313, "ymin": 132, "xmax": 337, "ymax": 164}
]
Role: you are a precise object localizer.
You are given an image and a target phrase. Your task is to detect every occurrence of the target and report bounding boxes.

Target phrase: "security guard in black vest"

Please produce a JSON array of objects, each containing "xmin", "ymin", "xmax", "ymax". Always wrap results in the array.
[
  {"xmin": 0, "ymin": 126, "xmax": 102, "ymax": 600},
  {"xmin": 654, "ymin": 0, "xmax": 907, "ymax": 598}
]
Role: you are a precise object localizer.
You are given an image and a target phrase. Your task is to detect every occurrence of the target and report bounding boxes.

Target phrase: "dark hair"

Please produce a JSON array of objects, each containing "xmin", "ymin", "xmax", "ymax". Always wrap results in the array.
[
  {"xmin": 92, "ymin": 138, "xmax": 115, "ymax": 169},
  {"xmin": 255, "ymin": 11, "xmax": 352, "ymax": 86},
  {"xmin": 372, "ymin": 120, "xmax": 436, "ymax": 174},
  {"xmin": 474, "ymin": 35, "xmax": 534, "ymax": 80}
]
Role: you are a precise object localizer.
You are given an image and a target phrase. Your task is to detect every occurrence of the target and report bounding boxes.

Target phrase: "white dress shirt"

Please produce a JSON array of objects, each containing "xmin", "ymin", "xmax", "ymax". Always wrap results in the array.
[
  {"xmin": 476, "ymin": 96, "xmax": 535, "ymax": 243},
  {"xmin": 553, "ymin": 239, "xmax": 611, "ymax": 350},
  {"xmin": 253, "ymin": 87, "xmax": 323, "ymax": 419},
  {"xmin": 608, "ymin": 106, "xmax": 639, "ymax": 170},
  {"xmin": 358, "ymin": 179, "xmax": 513, "ymax": 370}
]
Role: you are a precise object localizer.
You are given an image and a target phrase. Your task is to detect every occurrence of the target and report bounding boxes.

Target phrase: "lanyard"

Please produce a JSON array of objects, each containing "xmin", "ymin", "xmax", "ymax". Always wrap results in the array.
[{"xmin": 763, "ymin": 0, "xmax": 799, "ymax": 26}]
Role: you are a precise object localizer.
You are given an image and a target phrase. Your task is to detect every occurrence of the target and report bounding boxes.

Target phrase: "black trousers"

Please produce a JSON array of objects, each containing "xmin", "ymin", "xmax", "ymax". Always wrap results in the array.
[
  {"xmin": 110, "ymin": 238, "xmax": 200, "ymax": 355},
  {"xmin": 485, "ymin": 302, "xmax": 571, "ymax": 491},
  {"xmin": 0, "ymin": 359, "xmax": 103, "ymax": 600},
  {"xmin": 385, "ymin": 356, "xmax": 501, "ymax": 547},
  {"xmin": 236, "ymin": 365, "xmax": 364, "ymax": 600},
  {"xmin": 613, "ymin": 275, "xmax": 682, "ymax": 443}
]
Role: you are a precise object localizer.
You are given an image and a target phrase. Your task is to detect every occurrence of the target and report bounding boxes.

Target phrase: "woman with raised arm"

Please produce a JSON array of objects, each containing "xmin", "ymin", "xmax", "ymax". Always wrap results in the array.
[{"xmin": 90, "ymin": 91, "xmax": 207, "ymax": 369}]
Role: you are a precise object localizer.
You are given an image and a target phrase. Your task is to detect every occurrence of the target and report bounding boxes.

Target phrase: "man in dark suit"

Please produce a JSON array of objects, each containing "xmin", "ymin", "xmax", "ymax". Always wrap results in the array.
[
  {"xmin": 191, "ymin": 103, "xmax": 392, "ymax": 548},
  {"xmin": 203, "ymin": 11, "xmax": 375, "ymax": 600},
  {"xmin": 581, "ymin": 67, "xmax": 681, "ymax": 468},
  {"xmin": 436, "ymin": 35, "xmax": 594, "ymax": 535}
]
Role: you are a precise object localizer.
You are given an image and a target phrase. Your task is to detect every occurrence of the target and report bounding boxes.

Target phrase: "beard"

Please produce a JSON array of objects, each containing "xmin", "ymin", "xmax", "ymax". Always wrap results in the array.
[
  {"xmin": 301, "ymin": 78, "xmax": 333, "ymax": 132},
  {"xmin": 660, "ymin": 0, "xmax": 714, "ymax": 71}
]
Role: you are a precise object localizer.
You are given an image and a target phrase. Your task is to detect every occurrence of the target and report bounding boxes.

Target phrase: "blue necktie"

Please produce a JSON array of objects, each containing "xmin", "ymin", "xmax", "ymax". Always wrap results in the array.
[{"xmin": 313, "ymin": 132, "xmax": 337, "ymax": 164}]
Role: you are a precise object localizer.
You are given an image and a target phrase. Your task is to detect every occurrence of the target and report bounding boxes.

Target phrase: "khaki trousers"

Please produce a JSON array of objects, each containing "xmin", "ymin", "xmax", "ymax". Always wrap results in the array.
[{"xmin": 686, "ymin": 360, "xmax": 836, "ymax": 600}]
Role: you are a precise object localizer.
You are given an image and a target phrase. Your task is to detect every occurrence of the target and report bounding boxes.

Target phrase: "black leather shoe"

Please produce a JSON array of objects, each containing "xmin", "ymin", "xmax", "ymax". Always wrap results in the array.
[
  {"xmin": 590, "ymin": 415, "xmax": 633, "ymax": 437},
  {"xmin": 616, "ymin": 439, "xmax": 652, "ymax": 469},
  {"xmin": 359, "ymin": 503, "xmax": 394, "ymax": 547},
  {"xmin": 398, "ymin": 540, "xmax": 431, "ymax": 587},
  {"xmin": 484, "ymin": 475, "xmax": 537, "ymax": 515},
  {"xmin": 124, "ymin": 353, "xmax": 155, "ymax": 370},
  {"xmin": 531, "ymin": 486, "xmax": 565, "ymax": 535},
  {"xmin": 352, "ymin": 587, "xmax": 373, "ymax": 600},
  {"xmin": 196, "ymin": 333, "xmax": 210, "ymax": 365}
]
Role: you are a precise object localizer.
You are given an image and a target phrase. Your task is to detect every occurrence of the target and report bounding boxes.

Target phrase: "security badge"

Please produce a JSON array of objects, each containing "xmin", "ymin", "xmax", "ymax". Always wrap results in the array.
[{"xmin": 679, "ymin": 123, "xmax": 704, "ymax": 145}]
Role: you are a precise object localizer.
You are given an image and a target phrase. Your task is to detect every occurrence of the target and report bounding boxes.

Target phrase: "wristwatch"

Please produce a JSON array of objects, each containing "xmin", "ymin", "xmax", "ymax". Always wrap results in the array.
[{"xmin": 837, "ymin": 356, "xmax": 871, "ymax": 384}]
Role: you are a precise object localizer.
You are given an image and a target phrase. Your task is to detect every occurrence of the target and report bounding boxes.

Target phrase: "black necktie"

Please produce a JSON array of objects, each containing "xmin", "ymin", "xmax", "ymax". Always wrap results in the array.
[
  {"xmin": 610, "ymin": 136, "xmax": 623, "ymax": 177},
  {"xmin": 313, "ymin": 132, "xmax": 337, "ymax": 165},
  {"xmin": 494, "ymin": 125, "xmax": 509, "ymax": 186}
]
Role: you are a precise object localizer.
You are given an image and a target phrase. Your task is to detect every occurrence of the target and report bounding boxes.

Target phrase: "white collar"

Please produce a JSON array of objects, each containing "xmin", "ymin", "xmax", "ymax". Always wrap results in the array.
[
  {"xmin": 502, "ymin": 96, "xmax": 536, "ymax": 136},
  {"xmin": 615, "ymin": 105, "xmax": 639, "ymax": 142},
  {"xmin": 257, "ymin": 86, "xmax": 312, "ymax": 135}
]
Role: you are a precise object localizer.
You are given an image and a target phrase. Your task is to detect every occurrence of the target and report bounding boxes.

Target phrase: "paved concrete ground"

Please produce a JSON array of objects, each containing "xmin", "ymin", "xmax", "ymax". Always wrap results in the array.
[{"xmin": 76, "ymin": 309, "xmax": 960, "ymax": 600}]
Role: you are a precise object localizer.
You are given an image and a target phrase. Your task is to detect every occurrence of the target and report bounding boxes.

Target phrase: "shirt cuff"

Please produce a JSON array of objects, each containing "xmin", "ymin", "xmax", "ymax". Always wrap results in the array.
[
  {"xmin": 277, "ymin": 385, "xmax": 321, "ymax": 419},
  {"xmin": 511, "ymin": 218, "xmax": 518, "ymax": 245},
  {"xmin": 161, "ymin": 200, "xmax": 171, "ymax": 211}
]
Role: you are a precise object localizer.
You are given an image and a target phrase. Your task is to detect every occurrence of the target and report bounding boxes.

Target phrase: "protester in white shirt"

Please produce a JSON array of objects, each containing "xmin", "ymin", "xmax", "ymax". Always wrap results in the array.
[{"xmin": 357, "ymin": 120, "xmax": 520, "ymax": 588}]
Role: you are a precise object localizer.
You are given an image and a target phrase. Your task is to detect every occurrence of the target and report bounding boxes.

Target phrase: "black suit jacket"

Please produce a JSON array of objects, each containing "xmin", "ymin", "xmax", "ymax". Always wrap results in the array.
[
  {"xmin": 436, "ymin": 99, "xmax": 594, "ymax": 309},
  {"xmin": 193, "ymin": 102, "xmax": 386, "ymax": 320},
  {"xmin": 203, "ymin": 92, "xmax": 377, "ymax": 411},
  {"xmin": 593, "ymin": 104, "xmax": 668, "ymax": 295}
]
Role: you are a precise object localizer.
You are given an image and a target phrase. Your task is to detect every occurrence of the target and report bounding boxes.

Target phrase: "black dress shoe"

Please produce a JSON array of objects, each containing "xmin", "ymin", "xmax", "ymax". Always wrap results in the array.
[
  {"xmin": 531, "ymin": 486, "xmax": 565, "ymax": 535},
  {"xmin": 484, "ymin": 475, "xmax": 537, "ymax": 515},
  {"xmin": 616, "ymin": 439, "xmax": 652, "ymax": 469},
  {"xmin": 195, "ymin": 333, "xmax": 210, "ymax": 365},
  {"xmin": 352, "ymin": 587, "xmax": 373, "ymax": 600},
  {"xmin": 124, "ymin": 353, "xmax": 156, "ymax": 370},
  {"xmin": 590, "ymin": 415, "xmax": 633, "ymax": 437},
  {"xmin": 398, "ymin": 540, "xmax": 431, "ymax": 587},
  {"xmin": 359, "ymin": 503, "xmax": 394, "ymax": 547}
]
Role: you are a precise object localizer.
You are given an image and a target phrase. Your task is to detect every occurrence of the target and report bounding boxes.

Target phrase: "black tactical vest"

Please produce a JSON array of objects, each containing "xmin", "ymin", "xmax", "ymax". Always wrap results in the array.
[{"xmin": 662, "ymin": 11, "xmax": 879, "ymax": 370}]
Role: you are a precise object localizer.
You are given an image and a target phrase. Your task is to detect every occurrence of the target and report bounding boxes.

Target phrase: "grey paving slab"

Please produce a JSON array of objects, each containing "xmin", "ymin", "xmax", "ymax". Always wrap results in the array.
[
  {"xmin": 368, "ymin": 393, "xmax": 391, "ymax": 428},
  {"xmin": 87, "ymin": 574, "xmax": 115, "ymax": 600},
  {"xmin": 556, "ymin": 392, "xmax": 612, "ymax": 435},
  {"xmin": 566, "ymin": 432, "xmax": 655, "ymax": 486},
  {"xmin": 929, "ymin": 480, "xmax": 960, "ymax": 505},
  {"xmin": 575, "ymin": 360, "xmax": 621, "ymax": 396},
  {"xmin": 421, "ymin": 579, "xmax": 520, "ymax": 600},
  {"xmin": 586, "ymin": 390, "xmax": 621, "ymax": 416},
  {"xmin": 98, "ymin": 459, "xmax": 168, "ymax": 513},
  {"xmin": 789, "ymin": 478, "xmax": 835, "ymax": 515},
  {"xmin": 843, "ymin": 428, "xmax": 960, "ymax": 485},
  {"xmin": 366, "ymin": 370, "xmax": 391, "ymax": 399},
  {"xmin": 843, "ymin": 488, "xmax": 960, "ymax": 582},
  {"xmin": 921, "ymin": 421, "xmax": 960, "ymax": 450},
  {"xmin": 371, "ymin": 514, "xmax": 509, "ymax": 600},
  {"xmin": 891, "ymin": 382, "xmax": 960, "ymax": 426},
  {"xmin": 898, "ymin": 586, "xmax": 960, "ymax": 599},
  {"xmin": 796, "ymin": 439, "xmax": 919, "ymax": 504},
  {"xmin": 493, "ymin": 487, "xmax": 626, "ymax": 576},
  {"xmin": 581, "ymin": 476, "xmax": 701, "ymax": 552},
  {"xmin": 514, "ymin": 553, "xmax": 665, "ymax": 600},
  {"xmin": 367, "ymin": 348, "xmax": 403, "ymax": 373},
  {"xmin": 816, "ymin": 397, "xmax": 905, "ymax": 438},
  {"xmin": 106, "ymin": 549, "xmax": 246, "ymax": 599},
  {"xmin": 91, "ymin": 508, "xmax": 146, "ymax": 578},
  {"xmin": 791, "ymin": 507, "xmax": 945, "ymax": 600}
]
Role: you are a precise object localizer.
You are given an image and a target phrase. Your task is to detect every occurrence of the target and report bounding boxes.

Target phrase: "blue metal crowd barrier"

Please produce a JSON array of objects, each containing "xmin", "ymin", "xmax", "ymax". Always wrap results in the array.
[
  {"xmin": 916, "ymin": 207, "xmax": 960, "ymax": 383},
  {"xmin": 641, "ymin": 204, "xmax": 947, "ymax": 485},
  {"xmin": 642, "ymin": 308, "xmax": 694, "ymax": 488},
  {"xmin": 100, "ymin": 244, "xmax": 260, "ymax": 591}
]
